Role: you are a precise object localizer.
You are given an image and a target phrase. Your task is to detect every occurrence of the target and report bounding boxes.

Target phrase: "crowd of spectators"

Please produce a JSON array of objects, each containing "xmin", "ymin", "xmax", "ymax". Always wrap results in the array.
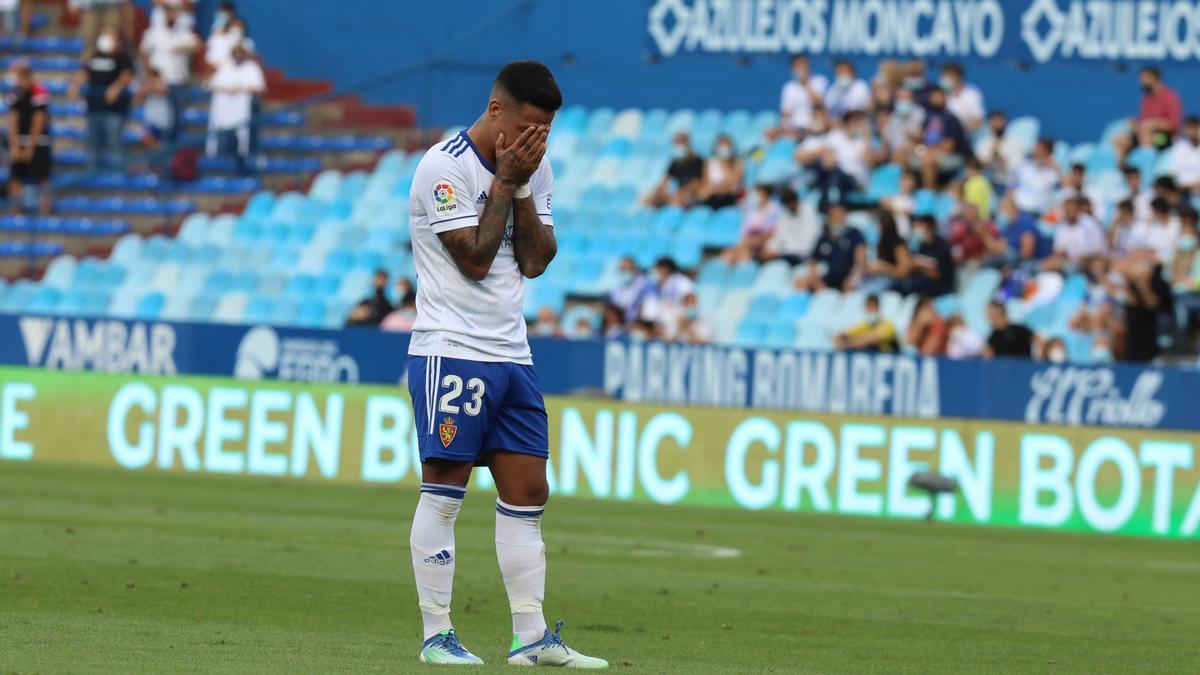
[
  {"xmin": 3, "ymin": 0, "xmax": 266, "ymax": 216},
  {"xmin": 613, "ymin": 56, "xmax": 1200, "ymax": 364}
]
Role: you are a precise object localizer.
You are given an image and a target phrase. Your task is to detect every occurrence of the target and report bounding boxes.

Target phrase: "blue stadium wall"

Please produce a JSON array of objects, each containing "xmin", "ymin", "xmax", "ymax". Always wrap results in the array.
[{"xmin": 233, "ymin": 0, "xmax": 1200, "ymax": 142}]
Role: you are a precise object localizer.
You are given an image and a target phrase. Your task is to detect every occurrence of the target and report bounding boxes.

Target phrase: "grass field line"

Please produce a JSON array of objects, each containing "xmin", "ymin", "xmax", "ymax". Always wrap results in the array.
[{"xmin": 550, "ymin": 532, "xmax": 743, "ymax": 559}]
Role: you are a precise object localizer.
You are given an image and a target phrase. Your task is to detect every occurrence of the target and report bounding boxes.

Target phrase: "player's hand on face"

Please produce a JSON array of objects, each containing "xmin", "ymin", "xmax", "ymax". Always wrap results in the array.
[{"xmin": 496, "ymin": 125, "xmax": 548, "ymax": 187}]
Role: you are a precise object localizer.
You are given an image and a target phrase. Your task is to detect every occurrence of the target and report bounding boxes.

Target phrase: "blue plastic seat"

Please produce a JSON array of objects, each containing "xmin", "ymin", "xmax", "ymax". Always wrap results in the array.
[
  {"xmin": 135, "ymin": 292, "xmax": 165, "ymax": 319},
  {"xmin": 733, "ymin": 319, "xmax": 768, "ymax": 347},
  {"xmin": 776, "ymin": 293, "xmax": 811, "ymax": 319},
  {"xmin": 745, "ymin": 294, "xmax": 780, "ymax": 319}
]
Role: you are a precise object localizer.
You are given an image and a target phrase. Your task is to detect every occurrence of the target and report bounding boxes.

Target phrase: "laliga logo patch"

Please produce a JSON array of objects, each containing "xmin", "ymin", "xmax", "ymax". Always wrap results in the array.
[
  {"xmin": 439, "ymin": 417, "xmax": 457, "ymax": 447},
  {"xmin": 432, "ymin": 180, "xmax": 458, "ymax": 216}
]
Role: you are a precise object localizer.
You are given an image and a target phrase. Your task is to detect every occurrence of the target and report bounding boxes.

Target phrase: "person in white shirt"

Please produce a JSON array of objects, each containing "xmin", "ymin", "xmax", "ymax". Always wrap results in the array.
[
  {"xmin": 1117, "ymin": 165, "xmax": 1154, "ymax": 221},
  {"xmin": 640, "ymin": 257, "xmax": 695, "ymax": 327},
  {"xmin": 823, "ymin": 60, "xmax": 871, "ymax": 120},
  {"xmin": 778, "ymin": 54, "xmax": 827, "ymax": 137},
  {"xmin": 810, "ymin": 111, "xmax": 871, "ymax": 209},
  {"xmin": 139, "ymin": 6, "xmax": 198, "ymax": 141},
  {"xmin": 1169, "ymin": 116, "xmax": 1200, "ymax": 193},
  {"xmin": 149, "ymin": 0, "xmax": 193, "ymax": 31},
  {"xmin": 1008, "ymin": 138, "xmax": 1060, "ymax": 216},
  {"xmin": 666, "ymin": 292, "xmax": 711, "ymax": 344},
  {"xmin": 975, "ymin": 111, "xmax": 1023, "ymax": 186},
  {"xmin": 880, "ymin": 169, "xmax": 918, "ymax": 237},
  {"xmin": 205, "ymin": 15, "xmax": 250, "ymax": 70},
  {"xmin": 1057, "ymin": 163, "xmax": 1105, "ymax": 220},
  {"xmin": 940, "ymin": 63, "xmax": 985, "ymax": 133},
  {"xmin": 1047, "ymin": 196, "xmax": 1107, "ymax": 269},
  {"xmin": 205, "ymin": 41, "xmax": 264, "ymax": 170},
  {"xmin": 1128, "ymin": 197, "xmax": 1181, "ymax": 265},
  {"xmin": 880, "ymin": 87, "xmax": 924, "ymax": 162},
  {"xmin": 764, "ymin": 186, "xmax": 822, "ymax": 263},
  {"xmin": 404, "ymin": 60, "xmax": 607, "ymax": 667}
]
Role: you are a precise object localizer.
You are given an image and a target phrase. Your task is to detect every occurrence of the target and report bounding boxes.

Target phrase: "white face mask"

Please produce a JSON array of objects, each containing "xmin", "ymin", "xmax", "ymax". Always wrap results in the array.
[
  {"xmin": 1047, "ymin": 347, "xmax": 1067, "ymax": 363},
  {"xmin": 97, "ymin": 35, "xmax": 117, "ymax": 53}
]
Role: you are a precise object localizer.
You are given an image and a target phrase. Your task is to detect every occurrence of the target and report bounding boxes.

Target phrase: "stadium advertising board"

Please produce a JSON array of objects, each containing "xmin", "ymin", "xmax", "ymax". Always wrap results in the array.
[
  {"xmin": 647, "ymin": 0, "xmax": 1200, "ymax": 63},
  {"xmin": 2, "ymin": 366, "xmax": 1198, "ymax": 540},
  {"xmin": 2, "ymin": 314, "xmax": 1198, "ymax": 431}
]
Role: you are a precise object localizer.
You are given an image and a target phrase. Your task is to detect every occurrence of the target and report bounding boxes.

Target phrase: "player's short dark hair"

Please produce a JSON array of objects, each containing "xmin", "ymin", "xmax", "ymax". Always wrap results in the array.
[
  {"xmin": 865, "ymin": 294, "xmax": 880, "ymax": 308},
  {"xmin": 1070, "ymin": 162, "xmax": 1085, "ymax": 173},
  {"xmin": 1140, "ymin": 65, "xmax": 1161, "ymax": 80},
  {"xmin": 1154, "ymin": 175, "xmax": 1177, "ymax": 192},
  {"xmin": 1116, "ymin": 198, "xmax": 1134, "ymax": 213},
  {"xmin": 495, "ymin": 60, "xmax": 562, "ymax": 112},
  {"xmin": 942, "ymin": 62, "xmax": 964, "ymax": 77},
  {"xmin": 1151, "ymin": 197, "xmax": 1171, "ymax": 214},
  {"xmin": 654, "ymin": 257, "xmax": 678, "ymax": 273},
  {"xmin": 1122, "ymin": 164, "xmax": 1140, "ymax": 177}
]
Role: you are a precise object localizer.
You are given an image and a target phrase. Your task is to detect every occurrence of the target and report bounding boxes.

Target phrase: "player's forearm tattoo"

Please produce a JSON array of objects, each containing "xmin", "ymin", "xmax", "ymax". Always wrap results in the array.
[
  {"xmin": 438, "ymin": 180, "xmax": 514, "ymax": 281},
  {"xmin": 511, "ymin": 195, "xmax": 557, "ymax": 279}
]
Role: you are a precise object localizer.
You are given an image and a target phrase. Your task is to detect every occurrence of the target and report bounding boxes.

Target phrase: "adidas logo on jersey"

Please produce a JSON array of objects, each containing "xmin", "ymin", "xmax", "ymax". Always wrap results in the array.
[
  {"xmin": 476, "ymin": 191, "xmax": 487, "ymax": 205},
  {"xmin": 424, "ymin": 549, "xmax": 454, "ymax": 566}
]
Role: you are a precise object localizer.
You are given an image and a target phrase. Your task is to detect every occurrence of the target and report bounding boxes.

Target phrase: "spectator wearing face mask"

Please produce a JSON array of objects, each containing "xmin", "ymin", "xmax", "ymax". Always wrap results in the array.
[
  {"xmin": 206, "ymin": 40, "xmax": 265, "ymax": 173},
  {"xmin": 139, "ymin": 6, "xmax": 199, "ymax": 142},
  {"xmin": 982, "ymin": 301, "xmax": 1035, "ymax": 359},
  {"xmin": 1169, "ymin": 117, "xmax": 1200, "ymax": 195},
  {"xmin": 1170, "ymin": 207, "xmax": 1199, "ymax": 289},
  {"xmin": 816, "ymin": 111, "xmax": 872, "ymax": 209},
  {"xmin": 1008, "ymin": 138, "xmax": 1060, "ymax": 217},
  {"xmin": 608, "ymin": 256, "xmax": 652, "ymax": 323},
  {"xmin": 205, "ymin": 14, "xmax": 250, "ymax": 69},
  {"xmin": 916, "ymin": 87, "xmax": 970, "ymax": 189},
  {"xmin": 149, "ymin": 0, "xmax": 195, "ymax": 31},
  {"xmin": 796, "ymin": 203, "xmax": 867, "ymax": 292},
  {"xmin": 1107, "ymin": 199, "xmax": 1138, "ymax": 258},
  {"xmin": 777, "ymin": 54, "xmax": 827, "ymax": 138},
  {"xmin": 211, "ymin": 1, "xmax": 235, "ymax": 34},
  {"xmin": 671, "ymin": 292, "xmax": 711, "ymax": 344},
  {"xmin": 1117, "ymin": 165, "xmax": 1153, "ymax": 221},
  {"xmin": 940, "ymin": 62, "xmax": 985, "ymax": 134},
  {"xmin": 833, "ymin": 294, "xmax": 898, "ymax": 353},
  {"xmin": 5, "ymin": 59, "xmax": 53, "ymax": 216},
  {"xmin": 1128, "ymin": 197, "xmax": 1181, "ymax": 266},
  {"xmin": 600, "ymin": 304, "xmax": 626, "ymax": 339},
  {"xmin": 881, "ymin": 87, "xmax": 925, "ymax": 164},
  {"xmin": 695, "ymin": 134, "xmax": 743, "ymax": 209},
  {"xmin": 1039, "ymin": 337, "xmax": 1069, "ymax": 364},
  {"xmin": 69, "ymin": 0, "xmax": 132, "ymax": 58},
  {"xmin": 898, "ymin": 215, "xmax": 955, "ymax": 297},
  {"xmin": 763, "ymin": 187, "xmax": 822, "ymax": 264},
  {"xmin": 645, "ymin": 131, "xmax": 703, "ymax": 208},
  {"xmin": 996, "ymin": 195, "xmax": 1051, "ymax": 265},
  {"xmin": 69, "ymin": 28, "xmax": 134, "ymax": 171},
  {"xmin": 1055, "ymin": 162, "xmax": 1105, "ymax": 221},
  {"xmin": 945, "ymin": 313, "xmax": 984, "ymax": 358},
  {"xmin": 975, "ymin": 110, "xmax": 1022, "ymax": 186},
  {"xmin": 722, "ymin": 184, "xmax": 780, "ymax": 264},
  {"xmin": 1045, "ymin": 196, "xmax": 1106, "ymax": 270},
  {"xmin": 530, "ymin": 306, "xmax": 564, "ymax": 338},
  {"xmin": 1114, "ymin": 66, "xmax": 1182, "ymax": 161},
  {"xmin": 901, "ymin": 59, "xmax": 938, "ymax": 108},
  {"xmin": 823, "ymin": 60, "xmax": 871, "ymax": 120},
  {"xmin": 641, "ymin": 257, "xmax": 695, "ymax": 327},
  {"xmin": 864, "ymin": 210, "xmax": 913, "ymax": 292}
]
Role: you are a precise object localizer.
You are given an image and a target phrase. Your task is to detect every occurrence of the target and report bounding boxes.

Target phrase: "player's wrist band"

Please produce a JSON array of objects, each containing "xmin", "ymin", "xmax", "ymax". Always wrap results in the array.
[{"xmin": 513, "ymin": 183, "xmax": 532, "ymax": 199}]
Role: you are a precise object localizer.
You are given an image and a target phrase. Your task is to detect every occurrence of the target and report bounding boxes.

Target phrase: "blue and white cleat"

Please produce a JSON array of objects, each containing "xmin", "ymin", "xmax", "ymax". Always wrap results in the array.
[
  {"xmin": 419, "ymin": 629, "xmax": 484, "ymax": 665},
  {"xmin": 507, "ymin": 620, "xmax": 609, "ymax": 668}
]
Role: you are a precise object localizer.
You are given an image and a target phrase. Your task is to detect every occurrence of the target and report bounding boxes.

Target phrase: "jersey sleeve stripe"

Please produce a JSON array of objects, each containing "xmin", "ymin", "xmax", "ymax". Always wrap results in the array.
[{"xmin": 431, "ymin": 214, "xmax": 477, "ymax": 225}]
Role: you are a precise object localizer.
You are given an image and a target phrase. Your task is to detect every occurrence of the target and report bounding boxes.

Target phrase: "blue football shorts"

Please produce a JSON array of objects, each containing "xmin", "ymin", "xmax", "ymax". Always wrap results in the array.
[{"xmin": 407, "ymin": 355, "xmax": 549, "ymax": 464}]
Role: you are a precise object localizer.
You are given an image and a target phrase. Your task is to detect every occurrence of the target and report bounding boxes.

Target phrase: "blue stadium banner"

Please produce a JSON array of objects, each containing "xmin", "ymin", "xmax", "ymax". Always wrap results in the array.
[
  {"xmin": 646, "ymin": 0, "xmax": 1200, "ymax": 64},
  {"xmin": 2, "ymin": 313, "xmax": 1198, "ymax": 432}
]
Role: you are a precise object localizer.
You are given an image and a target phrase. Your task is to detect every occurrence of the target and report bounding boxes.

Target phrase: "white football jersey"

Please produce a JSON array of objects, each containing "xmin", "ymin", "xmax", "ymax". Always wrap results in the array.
[{"xmin": 407, "ymin": 130, "xmax": 553, "ymax": 364}]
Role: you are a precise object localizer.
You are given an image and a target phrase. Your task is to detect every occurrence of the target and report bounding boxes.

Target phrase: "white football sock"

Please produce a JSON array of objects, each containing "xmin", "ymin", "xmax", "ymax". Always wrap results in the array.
[
  {"xmin": 411, "ymin": 483, "xmax": 465, "ymax": 640},
  {"xmin": 495, "ymin": 499, "xmax": 548, "ymax": 645}
]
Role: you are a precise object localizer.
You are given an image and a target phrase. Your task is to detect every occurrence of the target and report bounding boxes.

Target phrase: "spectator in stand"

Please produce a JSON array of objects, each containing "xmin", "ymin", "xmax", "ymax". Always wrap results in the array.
[
  {"xmin": 1009, "ymin": 138, "xmax": 1060, "ymax": 216},
  {"xmin": 1171, "ymin": 207, "xmax": 1199, "ymax": 288},
  {"xmin": 206, "ymin": 40, "xmax": 264, "ymax": 173},
  {"xmin": 1169, "ymin": 117, "xmax": 1200, "ymax": 195},
  {"xmin": 671, "ymin": 292, "xmax": 711, "ymax": 344},
  {"xmin": 641, "ymin": 257, "xmax": 695, "ymax": 329},
  {"xmin": 762, "ymin": 186, "xmax": 821, "ymax": 264},
  {"xmin": 1117, "ymin": 165, "xmax": 1153, "ymax": 221},
  {"xmin": 1114, "ymin": 66, "xmax": 1183, "ymax": 160},
  {"xmin": 211, "ymin": 1, "xmax": 236, "ymax": 35},
  {"xmin": 5, "ymin": 60, "xmax": 52, "ymax": 216},
  {"xmin": 946, "ymin": 313, "xmax": 985, "ymax": 358},
  {"xmin": 694, "ymin": 134, "xmax": 743, "ymax": 209},
  {"xmin": 823, "ymin": 60, "xmax": 871, "ymax": 120},
  {"xmin": 864, "ymin": 210, "xmax": 912, "ymax": 292},
  {"xmin": 608, "ymin": 256, "xmax": 652, "ymax": 323},
  {"xmin": 1152, "ymin": 175, "xmax": 1185, "ymax": 211},
  {"xmin": 982, "ymin": 301, "xmax": 1034, "ymax": 359},
  {"xmin": 906, "ymin": 297, "xmax": 948, "ymax": 355},
  {"xmin": 1122, "ymin": 261, "xmax": 1173, "ymax": 362},
  {"xmin": 345, "ymin": 270, "xmax": 393, "ymax": 327},
  {"xmin": 997, "ymin": 195, "xmax": 1050, "ymax": 265},
  {"xmin": 1058, "ymin": 162, "xmax": 1103, "ymax": 218},
  {"xmin": 940, "ymin": 62, "xmax": 985, "ymax": 133},
  {"xmin": 796, "ymin": 203, "xmax": 866, "ymax": 292},
  {"xmin": 139, "ymin": 6, "xmax": 200, "ymax": 142},
  {"xmin": 1039, "ymin": 337, "xmax": 1068, "ymax": 363},
  {"xmin": 1046, "ymin": 195, "xmax": 1106, "ymax": 270},
  {"xmin": 879, "ymin": 169, "xmax": 917, "ymax": 236},
  {"xmin": 205, "ymin": 14, "xmax": 250, "ymax": 69},
  {"xmin": 869, "ymin": 59, "xmax": 903, "ymax": 111},
  {"xmin": 0, "ymin": 0, "xmax": 29, "ymax": 39},
  {"xmin": 777, "ymin": 54, "xmax": 827, "ymax": 138},
  {"xmin": 645, "ymin": 131, "xmax": 703, "ymax": 208},
  {"xmin": 880, "ymin": 87, "xmax": 924, "ymax": 164},
  {"xmin": 69, "ymin": 28, "xmax": 134, "ymax": 171},
  {"xmin": 833, "ymin": 294, "xmax": 898, "ymax": 352},
  {"xmin": 1107, "ymin": 198, "xmax": 1138, "ymax": 257},
  {"xmin": 1128, "ymin": 197, "xmax": 1181, "ymax": 266},
  {"xmin": 819, "ymin": 110, "xmax": 872, "ymax": 208},
  {"xmin": 917, "ymin": 87, "xmax": 969, "ymax": 189},
  {"xmin": 793, "ymin": 105, "xmax": 830, "ymax": 165},
  {"xmin": 530, "ymin": 306, "xmax": 563, "ymax": 338},
  {"xmin": 600, "ymin": 304, "xmax": 626, "ymax": 339},
  {"xmin": 722, "ymin": 184, "xmax": 780, "ymax": 264},
  {"xmin": 149, "ymin": 0, "xmax": 195, "ymax": 31},
  {"xmin": 69, "ymin": 0, "xmax": 133, "ymax": 58},
  {"xmin": 948, "ymin": 203, "xmax": 1003, "ymax": 267},
  {"xmin": 962, "ymin": 156, "xmax": 993, "ymax": 221},
  {"xmin": 380, "ymin": 285, "xmax": 418, "ymax": 332},
  {"xmin": 132, "ymin": 67, "xmax": 170, "ymax": 149},
  {"xmin": 900, "ymin": 215, "xmax": 955, "ymax": 296},
  {"xmin": 976, "ymin": 111, "xmax": 1022, "ymax": 186},
  {"xmin": 901, "ymin": 58, "xmax": 938, "ymax": 108}
]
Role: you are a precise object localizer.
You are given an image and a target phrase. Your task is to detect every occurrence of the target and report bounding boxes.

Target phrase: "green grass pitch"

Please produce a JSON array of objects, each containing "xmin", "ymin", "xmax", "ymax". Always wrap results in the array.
[{"xmin": 2, "ymin": 462, "xmax": 1198, "ymax": 673}]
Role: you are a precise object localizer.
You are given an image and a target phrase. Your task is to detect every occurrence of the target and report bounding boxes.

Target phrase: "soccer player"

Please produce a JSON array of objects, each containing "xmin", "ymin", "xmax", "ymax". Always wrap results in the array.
[{"xmin": 405, "ymin": 60, "xmax": 608, "ymax": 668}]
